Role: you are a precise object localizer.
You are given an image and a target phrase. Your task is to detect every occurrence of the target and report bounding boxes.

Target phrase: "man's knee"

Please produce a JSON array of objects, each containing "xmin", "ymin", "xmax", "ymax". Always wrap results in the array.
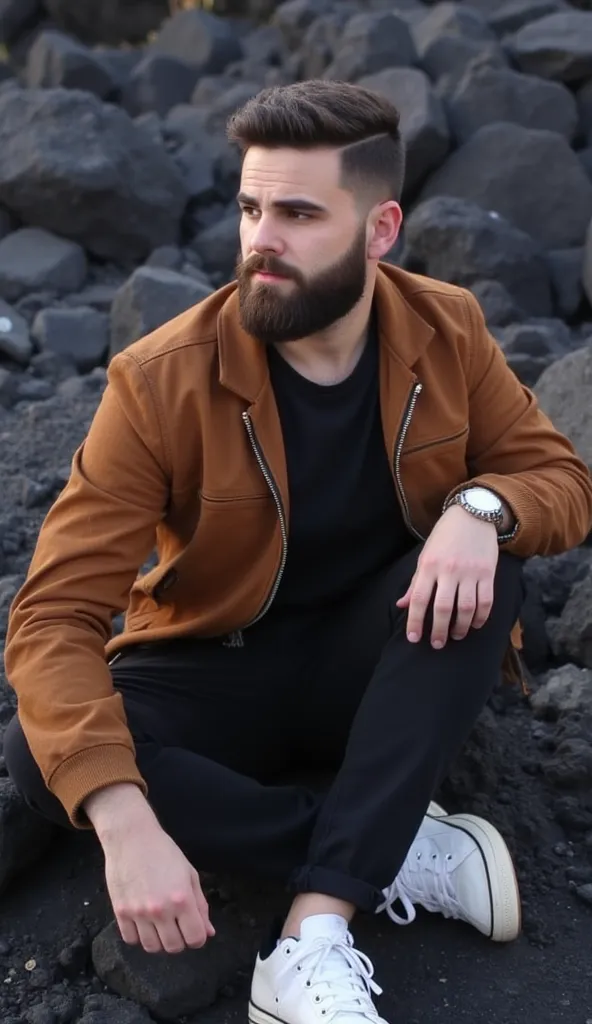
[{"xmin": 3, "ymin": 714, "xmax": 37, "ymax": 795}]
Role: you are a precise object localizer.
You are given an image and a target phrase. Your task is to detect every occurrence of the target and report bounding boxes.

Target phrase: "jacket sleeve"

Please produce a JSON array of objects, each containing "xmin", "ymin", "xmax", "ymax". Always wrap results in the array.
[
  {"xmin": 4, "ymin": 353, "xmax": 170, "ymax": 828},
  {"xmin": 444, "ymin": 292, "xmax": 592, "ymax": 557}
]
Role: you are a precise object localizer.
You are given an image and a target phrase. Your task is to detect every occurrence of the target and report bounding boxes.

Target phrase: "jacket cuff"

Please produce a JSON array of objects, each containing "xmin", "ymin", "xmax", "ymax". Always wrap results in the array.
[
  {"xmin": 443, "ymin": 474, "xmax": 542, "ymax": 555},
  {"xmin": 49, "ymin": 744, "xmax": 148, "ymax": 830}
]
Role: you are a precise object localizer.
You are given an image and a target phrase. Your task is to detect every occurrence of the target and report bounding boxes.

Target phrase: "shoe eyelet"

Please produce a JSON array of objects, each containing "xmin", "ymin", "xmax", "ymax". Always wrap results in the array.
[
  {"xmin": 446, "ymin": 854, "xmax": 452, "ymax": 861},
  {"xmin": 416, "ymin": 852, "xmax": 422, "ymax": 860},
  {"xmin": 314, "ymin": 995, "xmax": 320, "ymax": 1001},
  {"xmin": 306, "ymin": 982, "xmax": 311, "ymax": 988},
  {"xmin": 297, "ymin": 965, "xmax": 302, "ymax": 971}
]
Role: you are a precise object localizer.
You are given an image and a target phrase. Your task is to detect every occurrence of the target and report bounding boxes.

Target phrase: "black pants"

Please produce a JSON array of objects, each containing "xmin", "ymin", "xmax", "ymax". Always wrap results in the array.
[{"xmin": 3, "ymin": 545, "xmax": 524, "ymax": 912}]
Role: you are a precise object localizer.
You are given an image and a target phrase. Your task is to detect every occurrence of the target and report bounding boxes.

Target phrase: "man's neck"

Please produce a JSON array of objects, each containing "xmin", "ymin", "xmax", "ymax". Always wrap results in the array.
[{"xmin": 271, "ymin": 289, "xmax": 375, "ymax": 386}]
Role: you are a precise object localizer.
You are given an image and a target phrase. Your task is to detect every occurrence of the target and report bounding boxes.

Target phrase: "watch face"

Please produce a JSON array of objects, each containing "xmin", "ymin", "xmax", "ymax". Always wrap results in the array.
[{"xmin": 464, "ymin": 487, "xmax": 502, "ymax": 513}]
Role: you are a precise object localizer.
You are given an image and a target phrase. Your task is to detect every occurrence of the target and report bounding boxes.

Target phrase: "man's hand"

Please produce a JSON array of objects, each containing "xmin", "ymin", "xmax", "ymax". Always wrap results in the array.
[
  {"xmin": 85, "ymin": 784, "xmax": 215, "ymax": 954},
  {"xmin": 396, "ymin": 505, "xmax": 499, "ymax": 649}
]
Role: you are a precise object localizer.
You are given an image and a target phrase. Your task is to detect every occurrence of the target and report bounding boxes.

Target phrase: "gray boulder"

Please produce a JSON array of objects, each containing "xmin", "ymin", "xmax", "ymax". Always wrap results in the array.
[
  {"xmin": 419, "ymin": 122, "xmax": 592, "ymax": 249},
  {"xmin": 358, "ymin": 67, "xmax": 450, "ymax": 194},
  {"xmin": 0, "ymin": 0, "xmax": 42, "ymax": 46},
  {"xmin": 535, "ymin": 340, "xmax": 592, "ymax": 470},
  {"xmin": 121, "ymin": 53, "xmax": 200, "ymax": 119},
  {"xmin": 25, "ymin": 29, "xmax": 119, "ymax": 98},
  {"xmin": 442, "ymin": 64, "xmax": 578, "ymax": 144},
  {"xmin": 110, "ymin": 266, "xmax": 213, "ymax": 357},
  {"xmin": 32, "ymin": 306, "xmax": 109, "ymax": 372},
  {"xmin": 92, "ymin": 915, "xmax": 259, "ymax": 1021},
  {"xmin": 547, "ymin": 574, "xmax": 592, "ymax": 669},
  {"xmin": 531, "ymin": 663, "xmax": 592, "ymax": 718},
  {"xmin": 419, "ymin": 35, "xmax": 508, "ymax": 83},
  {"xmin": 487, "ymin": 0, "xmax": 569, "ymax": 36},
  {"xmin": 403, "ymin": 196, "xmax": 553, "ymax": 316},
  {"xmin": 0, "ymin": 227, "xmax": 87, "ymax": 304},
  {"xmin": 547, "ymin": 247, "xmax": 586, "ymax": 318},
  {"xmin": 0, "ymin": 88, "xmax": 188, "ymax": 263},
  {"xmin": 469, "ymin": 279, "xmax": 522, "ymax": 326},
  {"xmin": 152, "ymin": 9, "xmax": 242, "ymax": 74},
  {"xmin": 525, "ymin": 549, "xmax": 592, "ymax": 617},
  {"xmin": 323, "ymin": 11, "xmax": 416, "ymax": 81},
  {"xmin": 192, "ymin": 213, "xmax": 240, "ymax": 280},
  {"xmin": 43, "ymin": 0, "xmax": 169, "ymax": 46},
  {"xmin": 412, "ymin": 2, "xmax": 496, "ymax": 58},
  {"xmin": 271, "ymin": 0, "xmax": 335, "ymax": 50},
  {"xmin": 506, "ymin": 11, "xmax": 592, "ymax": 82},
  {"xmin": 0, "ymin": 298, "xmax": 32, "ymax": 364},
  {"xmin": 494, "ymin": 319, "xmax": 575, "ymax": 386},
  {"xmin": 578, "ymin": 78, "xmax": 592, "ymax": 141},
  {"xmin": 584, "ymin": 217, "xmax": 592, "ymax": 307}
]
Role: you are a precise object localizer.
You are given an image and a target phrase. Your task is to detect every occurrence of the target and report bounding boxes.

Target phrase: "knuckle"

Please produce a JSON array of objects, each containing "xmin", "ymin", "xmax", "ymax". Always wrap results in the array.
[
  {"xmin": 170, "ymin": 891, "xmax": 189, "ymax": 909},
  {"xmin": 458, "ymin": 600, "xmax": 476, "ymax": 613},
  {"xmin": 145, "ymin": 902, "xmax": 165, "ymax": 919}
]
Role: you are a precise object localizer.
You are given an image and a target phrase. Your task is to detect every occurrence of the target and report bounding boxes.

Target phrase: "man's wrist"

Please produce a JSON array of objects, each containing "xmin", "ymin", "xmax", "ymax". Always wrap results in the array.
[{"xmin": 84, "ymin": 782, "xmax": 155, "ymax": 842}]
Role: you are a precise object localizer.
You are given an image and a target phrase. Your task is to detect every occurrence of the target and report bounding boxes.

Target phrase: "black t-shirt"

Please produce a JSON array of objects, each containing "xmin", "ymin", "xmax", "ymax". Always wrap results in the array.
[{"xmin": 266, "ymin": 317, "xmax": 414, "ymax": 613}]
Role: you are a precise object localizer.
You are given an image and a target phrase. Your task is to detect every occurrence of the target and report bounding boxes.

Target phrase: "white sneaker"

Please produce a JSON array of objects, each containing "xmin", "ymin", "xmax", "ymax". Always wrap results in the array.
[
  {"xmin": 377, "ymin": 806, "xmax": 521, "ymax": 943},
  {"xmin": 249, "ymin": 914, "xmax": 388, "ymax": 1024}
]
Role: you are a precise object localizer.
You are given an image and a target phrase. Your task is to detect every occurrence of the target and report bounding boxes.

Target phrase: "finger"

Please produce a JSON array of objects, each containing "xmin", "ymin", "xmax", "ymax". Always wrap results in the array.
[
  {"xmin": 117, "ymin": 915, "xmax": 140, "ymax": 947},
  {"xmin": 430, "ymin": 578, "xmax": 458, "ymax": 648},
  {"xmin": 135, "ymin": 918, "xmax": 164, "ymax": 954},
  {"xmin": 189, "ymin": 871, "xmax": 216, "ymax": 940},
  {"xmin": 472, "ymin": 576, "xmax": 495, "ymax": 629},
  {"xmin": 395, "ymin": 587, "xmax": 411, "ymax": 608},
  {"xmin": 450, "ymin": 578, "xmax": 478, "ymax": 640},
  {"xmin": 173, "ymin": 879, "xmax": 207, "ymax": 950},
  {"xmin": 405, "ymin": 571, "xmax": 436, "ymax": 642}
]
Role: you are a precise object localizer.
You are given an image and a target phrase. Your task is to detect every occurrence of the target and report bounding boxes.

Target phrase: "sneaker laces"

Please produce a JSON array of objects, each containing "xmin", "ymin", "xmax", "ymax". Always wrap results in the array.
[
  {"xmin": 277, "ymin": 931, "xmax": 383, "ymax": 1022},
  {"xmin": 376, "ymin": 838, "xmax": 462, "ymax": 926}
]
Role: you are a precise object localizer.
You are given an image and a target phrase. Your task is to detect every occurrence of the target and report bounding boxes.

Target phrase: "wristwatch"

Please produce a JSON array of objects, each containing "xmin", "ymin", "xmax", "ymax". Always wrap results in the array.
[{"xmin": 445, "ymin": 486, "xmax": 504, "ymax": 528}]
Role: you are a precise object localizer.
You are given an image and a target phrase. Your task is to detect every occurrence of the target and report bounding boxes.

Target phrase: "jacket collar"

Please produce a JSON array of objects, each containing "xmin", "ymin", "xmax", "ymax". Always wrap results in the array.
[{"xmin": 217, "ymin": 263, "xmax": 435, "ymax": 404}]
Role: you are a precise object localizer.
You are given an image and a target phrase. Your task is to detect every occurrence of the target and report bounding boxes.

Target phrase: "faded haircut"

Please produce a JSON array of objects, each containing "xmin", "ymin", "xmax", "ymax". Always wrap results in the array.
[{"xmin": 226, "ymin": 79, "xmax": 406, "ymax": 204}]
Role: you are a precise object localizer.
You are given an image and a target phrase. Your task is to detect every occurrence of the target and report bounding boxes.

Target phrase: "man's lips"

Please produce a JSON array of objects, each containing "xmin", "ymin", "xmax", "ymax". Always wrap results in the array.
[{"xmin": 252, "ymin": 269, "xmax": 292, "ymax": 282}]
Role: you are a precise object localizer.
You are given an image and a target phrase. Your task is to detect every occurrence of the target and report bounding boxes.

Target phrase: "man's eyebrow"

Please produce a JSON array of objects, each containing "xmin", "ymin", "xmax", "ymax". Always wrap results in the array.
[{"xmin": 236, "ymin": 192, "xmax": 329, "ymax": 214}]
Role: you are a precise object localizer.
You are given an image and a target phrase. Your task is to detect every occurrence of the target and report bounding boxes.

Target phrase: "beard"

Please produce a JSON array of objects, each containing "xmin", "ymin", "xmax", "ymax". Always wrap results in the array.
[{"xmin": 236, "ymin": 224, "xmax": 368, "ymax": 346}]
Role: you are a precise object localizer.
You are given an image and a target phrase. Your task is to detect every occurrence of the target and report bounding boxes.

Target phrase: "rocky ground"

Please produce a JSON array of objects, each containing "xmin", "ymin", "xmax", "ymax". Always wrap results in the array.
[{"xmin": 1, "ymin": 0, "xmax": 592, "ymax": 1020}]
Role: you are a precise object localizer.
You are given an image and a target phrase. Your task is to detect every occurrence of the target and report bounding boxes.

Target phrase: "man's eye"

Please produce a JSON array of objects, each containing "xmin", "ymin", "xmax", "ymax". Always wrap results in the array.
[
  {"xmin": 288, "ymin": 210, "xmax": 310, "ymax": 220},
  {"xmin": 241, "ymin": 206, "xmax": 259, "ymax": 218}
]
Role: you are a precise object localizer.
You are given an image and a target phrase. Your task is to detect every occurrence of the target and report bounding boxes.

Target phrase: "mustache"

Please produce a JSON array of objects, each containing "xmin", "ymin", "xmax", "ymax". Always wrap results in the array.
[{"xmin": 239, "ymin": 253, "xmax": 302, "ymax": 282}]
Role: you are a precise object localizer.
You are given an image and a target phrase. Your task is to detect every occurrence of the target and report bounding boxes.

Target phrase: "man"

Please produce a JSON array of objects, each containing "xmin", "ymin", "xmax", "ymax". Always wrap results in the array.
[{"xmin": 3, "ymin": 80, "xmax": 592, "ymax": 1024}]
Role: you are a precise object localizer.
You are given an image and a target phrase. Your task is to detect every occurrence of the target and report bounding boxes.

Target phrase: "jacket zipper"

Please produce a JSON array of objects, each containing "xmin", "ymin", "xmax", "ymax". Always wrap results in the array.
[
  {"xmin": 239, "ymin": 410, "xmax": 289, "ymax": 631},
  {"xmin": 394, "ymin": 381, "xmax": 425, "ymax": 541}
]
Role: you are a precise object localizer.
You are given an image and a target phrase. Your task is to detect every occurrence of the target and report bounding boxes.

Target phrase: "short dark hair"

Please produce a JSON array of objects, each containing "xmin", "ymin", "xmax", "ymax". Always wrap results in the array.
[{"xmin": 226, "ymin": 79, "xmax": 406, "ymax": 204}]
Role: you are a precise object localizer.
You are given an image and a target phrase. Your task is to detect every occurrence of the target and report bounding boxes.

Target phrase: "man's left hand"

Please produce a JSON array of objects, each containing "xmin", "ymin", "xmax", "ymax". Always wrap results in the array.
[{"xmin": 396, "ymin": 505, "xmax": 499, "ymax": 649}]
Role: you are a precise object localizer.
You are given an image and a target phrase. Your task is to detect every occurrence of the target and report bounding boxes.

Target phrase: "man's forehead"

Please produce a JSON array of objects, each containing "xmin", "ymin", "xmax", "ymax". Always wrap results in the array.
[{"xmin": 240, "ymin": 145, "xmax": 343, "ymax": 201}]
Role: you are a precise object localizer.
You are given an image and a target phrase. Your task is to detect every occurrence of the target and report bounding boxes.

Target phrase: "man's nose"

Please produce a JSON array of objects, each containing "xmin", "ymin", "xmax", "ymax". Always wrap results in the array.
[{"xmin": 249, "ymin": 215, "xmax": 284, "ymax": 255}]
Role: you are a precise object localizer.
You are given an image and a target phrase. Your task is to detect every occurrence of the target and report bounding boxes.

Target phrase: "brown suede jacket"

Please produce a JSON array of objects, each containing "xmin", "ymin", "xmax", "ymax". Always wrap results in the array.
[{"xmin": 5, "ymin": 264, "xmax": 592, "ymax": 828}]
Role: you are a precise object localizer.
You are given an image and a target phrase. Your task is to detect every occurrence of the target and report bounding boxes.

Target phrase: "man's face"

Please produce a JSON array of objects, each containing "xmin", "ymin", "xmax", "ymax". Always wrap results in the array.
[{"xmin": 236, "ymin": 146, "xmax": 369, "ymax": 345}]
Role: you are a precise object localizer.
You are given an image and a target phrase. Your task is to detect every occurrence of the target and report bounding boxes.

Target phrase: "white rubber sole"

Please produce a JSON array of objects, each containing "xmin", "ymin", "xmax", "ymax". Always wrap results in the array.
[
  {"xmin": 440, "ymin": 812, "xmax": 522, "ymax": 943},
  {"xmin": 249, "ymin": 999, "xmax": 284, "ymax": 1024}
]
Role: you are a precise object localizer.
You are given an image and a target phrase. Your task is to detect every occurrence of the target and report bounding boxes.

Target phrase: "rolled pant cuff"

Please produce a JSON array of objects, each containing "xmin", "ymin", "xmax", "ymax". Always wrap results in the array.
[{"xmin": 289, "ymin": 864, "xmax": 382, "ymax": 913}]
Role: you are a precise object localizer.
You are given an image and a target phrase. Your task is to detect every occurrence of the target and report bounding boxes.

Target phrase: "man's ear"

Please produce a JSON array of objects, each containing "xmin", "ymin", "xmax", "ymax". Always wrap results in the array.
[{"xmin": 367, "ymin": 201, "xmax": 403, "ymax": 260}]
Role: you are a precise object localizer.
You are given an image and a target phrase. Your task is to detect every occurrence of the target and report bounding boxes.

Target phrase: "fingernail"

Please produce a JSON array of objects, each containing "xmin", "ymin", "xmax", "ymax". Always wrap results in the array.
[
  {"xmin": 432, "ymin": 640, "xmax": 444, "ymax": 649},
  {"xmin": 408, "ymin": 632, "xmax": 419, "ymax": 643}
]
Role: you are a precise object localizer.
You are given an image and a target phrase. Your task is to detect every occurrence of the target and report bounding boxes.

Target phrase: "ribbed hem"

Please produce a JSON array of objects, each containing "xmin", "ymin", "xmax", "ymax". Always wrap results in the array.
[
  {"xmin": 49, "ymin": 744, "xmax": 148, "ymax": 830},
  {"xmin": 289, "ymin": 865, "xmax": 382, "ymax": 914}
]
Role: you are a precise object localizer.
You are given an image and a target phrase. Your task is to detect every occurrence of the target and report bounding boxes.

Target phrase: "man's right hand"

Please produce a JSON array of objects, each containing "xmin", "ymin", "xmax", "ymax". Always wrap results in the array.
[{"xmin": 84, "ymin": 784, "xmax": 215, "ymax": 954}]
